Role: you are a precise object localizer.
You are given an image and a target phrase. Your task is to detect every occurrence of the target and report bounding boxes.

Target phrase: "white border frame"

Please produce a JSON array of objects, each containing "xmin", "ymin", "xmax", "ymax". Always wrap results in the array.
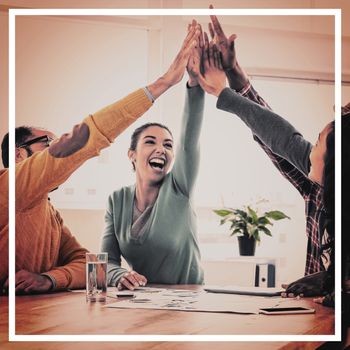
[{"xmin": 8, "ymin": 8, "xmax": 341, "ymax": 343}]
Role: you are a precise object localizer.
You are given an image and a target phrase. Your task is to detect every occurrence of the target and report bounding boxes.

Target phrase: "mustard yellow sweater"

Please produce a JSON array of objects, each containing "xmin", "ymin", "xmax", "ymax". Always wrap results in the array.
[{"xmin": 0, "ymin": 89, "xmax": 152, "ymax": 289}]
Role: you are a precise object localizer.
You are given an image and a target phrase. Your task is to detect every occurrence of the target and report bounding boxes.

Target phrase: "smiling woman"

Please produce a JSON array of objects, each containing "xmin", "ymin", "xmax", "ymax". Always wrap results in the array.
[
  {"xmin": 101, "ymin": 81, "xmax": 206, "ymax": 290},
  {"xmin": 99, "ymin": 21, "xmax": 206, "ymax": 291}
]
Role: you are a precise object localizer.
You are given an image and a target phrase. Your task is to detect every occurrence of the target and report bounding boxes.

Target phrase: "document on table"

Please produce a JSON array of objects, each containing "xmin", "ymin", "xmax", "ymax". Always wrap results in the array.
[{"xmin": 106, "ymin": 287, "xmax": 281, "ymax": 314}]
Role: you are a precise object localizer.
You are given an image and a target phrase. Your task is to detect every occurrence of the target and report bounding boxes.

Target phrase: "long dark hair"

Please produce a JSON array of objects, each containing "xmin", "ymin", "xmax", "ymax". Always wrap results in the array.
[
  {"xmin": 341, "ymin": 113, "xmax": 350, "ymax": 282},
  {"xmin": 322, "ymin": 113, "xmax": 350, "ymax": 291}
]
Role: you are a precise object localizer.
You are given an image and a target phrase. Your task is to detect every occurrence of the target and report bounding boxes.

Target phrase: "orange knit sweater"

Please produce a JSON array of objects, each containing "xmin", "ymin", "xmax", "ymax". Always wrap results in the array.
[{"xmin": 0, "ymin": 89, "xmax": 152, "ymax": 289}]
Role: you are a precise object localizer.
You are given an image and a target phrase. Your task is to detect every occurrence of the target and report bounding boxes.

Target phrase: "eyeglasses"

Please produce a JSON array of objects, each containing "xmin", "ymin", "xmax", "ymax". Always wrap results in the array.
[{"xmin": 17, "ymin": 135, "xmax": 54, "ymax": 149}]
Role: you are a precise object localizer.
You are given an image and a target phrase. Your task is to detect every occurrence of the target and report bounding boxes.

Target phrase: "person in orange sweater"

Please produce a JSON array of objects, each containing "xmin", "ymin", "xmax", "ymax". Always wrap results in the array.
[{"xmin": 0, "ymin": 24, "xmax": 199, "ymax": 294}]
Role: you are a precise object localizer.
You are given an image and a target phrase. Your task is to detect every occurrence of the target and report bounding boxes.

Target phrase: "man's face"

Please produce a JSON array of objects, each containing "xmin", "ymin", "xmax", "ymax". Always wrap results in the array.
[{"xmin": 15, "ymin": 128, "xmax": 57, "ymax": 164}]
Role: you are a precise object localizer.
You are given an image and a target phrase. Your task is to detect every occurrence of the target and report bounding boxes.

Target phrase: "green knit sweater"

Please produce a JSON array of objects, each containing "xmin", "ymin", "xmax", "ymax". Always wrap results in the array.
[{"xmin": 101, "ymin": 86, "xmax": 205, "ymax": 286}]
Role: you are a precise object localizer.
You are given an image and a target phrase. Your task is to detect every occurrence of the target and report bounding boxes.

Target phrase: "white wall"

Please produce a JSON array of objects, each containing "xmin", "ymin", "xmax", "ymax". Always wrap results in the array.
[{"xmin": 2, "ymin": 6, "xmax": 350, "ymax": 285}]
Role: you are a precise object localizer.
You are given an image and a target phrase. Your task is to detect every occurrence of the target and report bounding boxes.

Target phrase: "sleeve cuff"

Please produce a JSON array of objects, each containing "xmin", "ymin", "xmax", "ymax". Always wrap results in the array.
[
  {"xmin": 41, "ymin": 273, "xmax": 56, "ymax": 290},
  {"xmin": 236, "ymin": 81, "xmax": 252, "ymax": 96},
  {"xmin": 143, "ymin": 86, "xmax": 155, "ymax": 103}
]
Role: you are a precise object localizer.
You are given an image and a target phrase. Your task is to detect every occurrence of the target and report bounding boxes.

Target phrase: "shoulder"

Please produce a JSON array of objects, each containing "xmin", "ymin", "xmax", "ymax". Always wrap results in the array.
[{"xmin": 107, "ymin": 185, "xmax": 134, "ymax": 206}]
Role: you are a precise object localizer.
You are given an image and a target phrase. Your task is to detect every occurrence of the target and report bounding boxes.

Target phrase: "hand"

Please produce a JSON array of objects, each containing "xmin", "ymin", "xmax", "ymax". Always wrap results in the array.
[
  {"xmin": 147, "ymin": 22, "xmax": 200, "ymax": 100},
  {"xmin": 208, "ymin": 4, "xmax": 249, "ymax": 90},
  {"xmin": 117, "ymin": 270, "xmax": 147, "ymax": 291},
  {"xmin": 281, "ymin": 271, "xmax": 331, "ymax": 297},
  {"xmin": 314, "ymin": 291, "xmax": 335, "ymax": 308},
  {"xmin": 187, "ymin": 20, "xmax": 204, "ymax": 87},
  {"xmin": 3, "ymin": 270, "xmax": 53, "ymax": 294},
  {"xmin": 208, "ymin": 5, "xmax": 237, "ymax": 71},
  {"xmin": 162, "ymin": 21, "xmax": 200, "ymax": 86},
  {"xmin": 189, "ymin": 33, "xmax": 226, "ymax": 97}
]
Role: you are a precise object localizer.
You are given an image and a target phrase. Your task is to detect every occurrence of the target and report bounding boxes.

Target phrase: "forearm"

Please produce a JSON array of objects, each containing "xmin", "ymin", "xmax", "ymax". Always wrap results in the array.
[
  {"xmin": 101, "ymin": 208, "xmax": 128, "ymax": 287},
  {"xmin": 217, "ymin": 88, "xmax": 312, "ymax": 175},
  {"xmin": 15, "ymin": 89, "xmax": 153, "ymax": 210},
  {"xmin": 45, "ymin": 224, "xmax": 88, "ymax": 290},
  {"xmin": 107, "ymin": 264, "xmax": 128, "ymax": 287},
  {"xmin": 45, "ymin": 259, "xmax": 86, "ymax": 290},
  {"xmin": 172, "ymin": 85, "xmax": 205, "ymax": 195},
  {"xmin": 180, "ymin": 85, "xmax": 205, "ymax": 149},
  {"xmin": 225, "ymin": 63, "xmax": 249, "ymax": 92}
]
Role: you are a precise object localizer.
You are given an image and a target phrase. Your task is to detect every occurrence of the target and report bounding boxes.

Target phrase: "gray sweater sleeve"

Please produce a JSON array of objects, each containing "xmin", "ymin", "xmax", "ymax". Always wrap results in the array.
[
  {"xmin": 217, "ymin": 87, "xmax": 312, "ymax": 176},
  {"xmin": 172, "ymin": 85, "xmax": 205, "ymax": 196}
]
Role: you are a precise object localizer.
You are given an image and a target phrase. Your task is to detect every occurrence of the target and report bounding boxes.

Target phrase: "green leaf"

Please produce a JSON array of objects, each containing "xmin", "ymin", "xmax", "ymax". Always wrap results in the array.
[
  {"xmin": 265, "ymin": 210, "xmax": 290, "ymax": 221},
  {"xmin": 230, "ymin": 228, "xmax": 242, "ymax": 236},
  {"xmin": 213, "ymin": 209, "xmax": 232, "ymax": 217},
  {"xmin": 234, "ymin": 209, "xmax": 248, "ymax": 220},
  {"xmin": 258, "ymin": 226, "xmax": 272, "ymax": 236},
  {"xmin": 247, "ymin": 206, "xmax": 259, "ymax": 224},
  {"xmin": 252, "ymin": 228, "xmax": 260, "ymax": 241},
  {"xmin": 257, "ymin": 216, "xmax": 272, "ymax": 226}
]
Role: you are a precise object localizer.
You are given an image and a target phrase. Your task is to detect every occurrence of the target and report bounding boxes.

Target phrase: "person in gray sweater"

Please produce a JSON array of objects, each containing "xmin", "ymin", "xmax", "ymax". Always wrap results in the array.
[
  {"xmin": 101, "ymin": 21, "xmax": 205, "ymax": 290},
  {"xmin": 189, "ymin": 12, "xmax": 336, "ymax": 301}
]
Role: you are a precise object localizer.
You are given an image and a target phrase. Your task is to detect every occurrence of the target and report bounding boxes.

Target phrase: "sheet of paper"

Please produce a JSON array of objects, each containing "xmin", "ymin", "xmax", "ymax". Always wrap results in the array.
[{"xmin": 106, "ymin": 287, "xmax": 280, "ymax": 314}]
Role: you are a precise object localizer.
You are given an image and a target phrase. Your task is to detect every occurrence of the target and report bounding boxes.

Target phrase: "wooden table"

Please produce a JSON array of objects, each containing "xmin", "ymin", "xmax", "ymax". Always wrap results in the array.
[{"xmin": 0, "ymin": 285, "xmax": 335, "ymax": 350}]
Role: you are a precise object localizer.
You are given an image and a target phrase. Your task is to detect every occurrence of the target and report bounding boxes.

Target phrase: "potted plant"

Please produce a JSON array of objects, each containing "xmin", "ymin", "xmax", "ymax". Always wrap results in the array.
[{"xmin": 213, "ymin": 205, "xmax": 290, "ymax": 256}]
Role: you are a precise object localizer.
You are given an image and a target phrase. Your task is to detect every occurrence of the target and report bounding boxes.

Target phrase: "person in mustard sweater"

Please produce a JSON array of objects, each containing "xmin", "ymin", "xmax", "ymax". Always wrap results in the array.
[{"xmin": 0, "ymin": 23, "xmax": 200, "ymax": 294}]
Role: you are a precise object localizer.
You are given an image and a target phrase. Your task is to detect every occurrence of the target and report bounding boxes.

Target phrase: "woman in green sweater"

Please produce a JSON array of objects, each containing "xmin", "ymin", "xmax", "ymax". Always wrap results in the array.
[{"xmin": 101, "ymin": 22, "xmax": 205, "ymax": 290}]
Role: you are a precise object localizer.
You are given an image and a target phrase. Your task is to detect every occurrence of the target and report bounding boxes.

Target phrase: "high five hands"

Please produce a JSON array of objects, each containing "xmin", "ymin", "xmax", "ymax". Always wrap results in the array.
[
  {"xmin": 188, "ymin": 32, "xmax": 226, "ymax": 97},
  {"xmin": 187, "ymin": 5, "xmax": 249, "ymax": 95}
]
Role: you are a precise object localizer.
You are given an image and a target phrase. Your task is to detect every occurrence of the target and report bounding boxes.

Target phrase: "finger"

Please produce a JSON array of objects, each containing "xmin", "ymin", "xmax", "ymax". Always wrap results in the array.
[
  {"xmin": 124, "ymin": 272, "xmax": 140, "ymax": 287},
  {"xmin": 213, "ymin": 48, "xmax": 218, "ymax": 68},
  {"xmin": 313, "ymin": 296, "xmax": 325, "ymax": 304},
  {"xmin": 15, "ymin": 280, "xmax": 30, "ymax": 293},
  {"xmin": 213, "ymin": 44, "xmax": 219, "ymax": 67},
  {"xmin": 132, "ymin": 272, "xmax": 147, "ymax": 286},
  {"xmin": 281, "ymin": 283, "xmax": 289, "ymax": 289},
  {"xmin": 208, "ymin": 22, "xmax": 215, "ymax": 40},
  {"xmin": 24, "ymin": 283, "xmax": 36, "ymax": 293},
  {"xmin": 217, "ymin": 52, "xmax": 224, "ymax": 70},
  {"xmin": 228, "ymin": 33, "xmax": 237, "ymax": 45},
  {"xmin": 203, "ymin": 32, "xmax": 210, "ymax": 68},
  {"xmin": 119, "ymin": 276, "xmax": 135, "ymax": 291},
  {"xmin": 209, "ymin": 6, "xmax": 225, "ymax": 40},
  {"xmin": 208, "ymin": 42, "xmax": 214, "ymax": 66},
  {"xmin": 285, "ymin": 282, "xmax": 297, "ymax": 293},
  {"xmin": 183, "ymin": 28, "xmax": 200, "ymax": 54},
  {"xmin": 198, "ymin": 24, "xmax": 204, "ymax": 48},
  {"xmin": 182, "ymin": 25, "xmax": 197, "ymax": 49},
  {"xmin": 196, "ymin": 74, "xmax": 211, "ymax": 94}
]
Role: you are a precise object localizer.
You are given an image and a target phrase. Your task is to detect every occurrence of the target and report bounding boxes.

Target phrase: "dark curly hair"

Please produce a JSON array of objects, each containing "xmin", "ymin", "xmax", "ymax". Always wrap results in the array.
[{"xmin": 1, "ymin": 126, "xmax": 33, "ymax": 168}]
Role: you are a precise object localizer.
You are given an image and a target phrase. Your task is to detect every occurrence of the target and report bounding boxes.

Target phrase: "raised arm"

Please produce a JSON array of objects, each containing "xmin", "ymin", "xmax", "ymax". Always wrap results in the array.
[
  {"xmin": 195, "ymin": 11, "xmax": 313, "ymax": 177},
  {"xmin": 170, "ymin": 23, "xmax": 206, "ymax": 196},
  {"xmin": 216, "ymin": 89, "xmax": 312, "ymax": 176},
  {"xmin": 10, "ymin": 25, "xmax": 200, "ymax": 211}
]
